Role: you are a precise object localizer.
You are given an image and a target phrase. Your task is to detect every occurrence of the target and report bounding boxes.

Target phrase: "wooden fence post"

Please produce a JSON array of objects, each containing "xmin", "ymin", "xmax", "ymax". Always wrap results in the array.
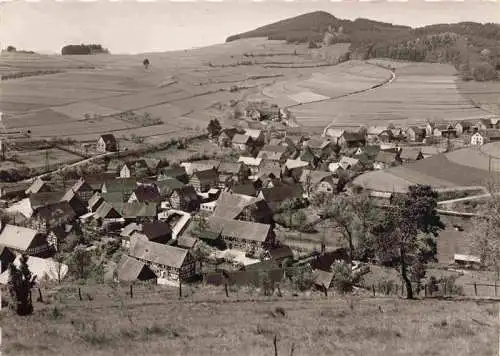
[
  {"xmin": 495, "ymin": 280, "xmax": 498, "ymax": 297},
  {"xmin": 443, "ymin": 282, "xmax": 447, "ymax": 297},
  {"xmin": 474, "ymin": 282, "xmax": 477, "ymax": 296},
  {"xmin": 37, "ymin": 288, "xmax": 43, "ymax": 303},
  {"xmin": 78, "ymin": 287, "xmax": 82, "ymax": 301},
  {"xmin": 224, "ymin": 283, "xmax": 229, "ymax": 298},
  {"xmin": 372, "ymin": 284, "xmax": 376, "ymax": 297},
  {"xmin": 130, "ymin": 284, "xmax": 133, "ymax": 298},
  {"xmin": 277, "ymin": 283, "xmax": 282, "ymax": 298},
  {"xmin": 323, "ymin": 286, "xmax": 328, "ymax": 297},
  {"xmin": 273, "ymin": 334, "xmax": 278, "ymax": 356},
  {"xmin": 179, "ymin": 282, "xmax": 182, "ymax": 300},
  {"xmin": 424, "ymin": 284, "xmax": 428, "ymax": 298}
]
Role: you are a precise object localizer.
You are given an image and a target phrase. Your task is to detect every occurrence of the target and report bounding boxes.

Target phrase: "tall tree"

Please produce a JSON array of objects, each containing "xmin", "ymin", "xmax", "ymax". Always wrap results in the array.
[
  {"xmin": 372, "ymin": 185, "xmax": 444, "ymax": 299},
  {"xmin": 8, "ymin": 254, "xmax": 36, "ymax": 315},
  {"xmin": 207, "ymin": 119, "xmax": 222, "ymax": 138}
]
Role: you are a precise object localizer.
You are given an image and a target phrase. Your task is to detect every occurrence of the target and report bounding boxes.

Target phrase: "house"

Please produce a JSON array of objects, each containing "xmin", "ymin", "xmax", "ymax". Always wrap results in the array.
[
  {"xmin": 29, "ymin": 201, "xmax": 77, "ymax": 234},
  {"xmin": 25, "ymin": 178, "xmax": 51, "ymax": 195},
  {"xmin": 88, "ymin": 192, "xmax": 104, "ymax": 213},
  {"xmin": 258, "ymin": 184, "xmax": 304, "ymax": 212},
  {"xmin": 100, "ymin": 178, "xmax": 137, "ymax": 203},
  {"xmin": 217, "ymin": 162, "xmax": 249, "ymax": 188},
  {"xmin": 238, "ymin": 157, "xmax": 262, "ymax": 176},
  {"xmin": 169, "ymin": 185, "xmax": 200, "ymax": 212},
  {"xmin": 339, "ymin": 156, "xmax": 360, "ymax": 170},
  {"xmin": 218, "ymin": 128, "xmax": 240, "ymax": 147},
  {"xmin": 155, "ymin": 178, "xmax": 185, "ymax": 199},
  {"xmin": 232, "ymin": 134, "xmax": 253, "ymax": 151},
  {"xmin": 129, "ymin": 236, "xmax": 196, "ymax": 282},
  {"xmin": 373, "ymin": 151, "xmax": 398, "ymax": 170},
  {"xmin": 305, "ymin": 138, "xmax": 334, "ymax": 158},
  {"xmin": 120, "ymin": 222, "xmax": 142, "ymax": 247},
  {"xmin": 230, "ymin": 182, "xmax": 260, "ymax": 197},
  {"xmin": 299, "ymin": 146, "xmax": 320, "ymax": 168},
  {"xmin": 324, "ymin": 128, "xmax": 344, "ymax": 144},
  {"xmin": 478, "ymin": 118, "xmax": 500, "ymax": 130},
  {"xmin": 312, "ymin": 269, "xmax": 334, "ymax": 291},
  {"xmin": 470, "ymin": 132, "xmax": 485, "ymax": 146},
  {"xmin": 299, "ymin": 170, "xmax": 337, "ymax": 196},
  {"xmin": 121, "ymin": 202, "xmax": 158, "ymax": 222},
  {"xmin": 94, "ymin": 201, "xmax": 122, "ymax": 223},
  {"xmin": 206, "ymin": 216, "xmax": 275, "ymax": 251},
  {"xmin": 69, "ymin": 178, "xmax": 95, "ymax": 202},
  {"xmin": 0, "ymin": 224, "xmax": 49, "ymax": 256},
  {"xmin": 60, "ymin": 188, "xmax": 88, "ymax": 217},
  {"xmin": 485, "ymin": 129, "xmax": 500, "ymax": 142},
  {"xmin": 257, "ymin": 145, "xmax": 289, "ymax": 163},
  {"xmin": 0, "ymin": 246, "xmax": 16, "ymax": 273},
  {"xmin": 97, "ymin": 134, "xmax": 118, "ymax": 153},
  {"xmin": 268, "ymin": 245, "xmax": 294, "ymax": 266},
  {"xmin": 0, "ymin": 182, "xmax": 30, "ymax": 201},
  {"xmin": 128, "ymin": 184, "xmax": 162, "ymax": 203},
  {"xmin": 119, "ymin": 160, "xmax": 151, "ymax": 178},
  {"xmin": 398, "ymin": 148, "xmax": 424, "ymax": 163},
  {"xmin": 213, "ymin": 192, "xmax": 273, "ymax": 224},
  {"xmin": 454, "ymin": 120, "xmax": 474, "ymax": 136},
  {"xmin": 176, "ymin": 235, "xmax": 198, "ymax": 250},
  {"xmin": 130, "ymin": 222, "xmax": 172, "ymax": 244},
  {"xmin": 244, "ymin": 129, "xmax": 265, "ymax": 146},
  {"xmin": 189, "ymin": 169, "xmax": 218, "ymax": 193},
  {"xmin": 47, "ymin": 224, "xmax": 77, "ymax": 252},
  {"xmin": 338, "ymin": 131, "xmax": 366, "ymax": 148},
  {"xmin": 181, "ymin": 160, "xmax": 220, "ymax": 175},
  {"xmin": 366, "ymin": 126, "xmax": 387, "ymax": 140},
  {"xmin": 0, "ymin": 255, "xmax": 69, "ymax": 285},
  {"xmin": 115, "ymin": 255, "xmax": 156, "ymax": 282},
  {"xmin": 404, "ymin": 127, "xmax": 426, "ymax": 142},
  {"xmin": 158, "ymin": 166, "xmax": 189, "ymax": 184}
]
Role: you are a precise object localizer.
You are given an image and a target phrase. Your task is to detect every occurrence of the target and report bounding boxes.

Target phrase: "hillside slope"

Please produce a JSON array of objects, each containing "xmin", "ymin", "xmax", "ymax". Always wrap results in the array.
[{"xmin": 227, "ymin": 11, "xmax": 500, "ymax": 81}]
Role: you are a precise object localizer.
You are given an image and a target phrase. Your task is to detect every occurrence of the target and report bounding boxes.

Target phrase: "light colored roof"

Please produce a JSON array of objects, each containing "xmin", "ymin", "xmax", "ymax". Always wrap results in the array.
[
  {"xmin": 369, "ymin": 191, "xmax": 393, "ymax": 199},
  {"xmin": 121, "ymin": 223, "xmax": 142, "ymax": 238},
  {"xmin": 299, "ymin": 170, "xmax": 334, "ymax": 185},
  {"xmin": 284, "ymin": 159, "xmax": 309, "ymax": 170},
  {"xmin": 325, "ymin": 128, "xmax": 344, "ymax": 138},
  {"xmin": 177, "ymin": 235, "xmax": 198, "ymax": 249},
  {"xmin": 244, "ymin": 129, "xmax": 262, "ymax": 140},
  {"xmin": 25, "ymin": 178, "xmax": 46, "ymax": 195},
  {"xmin": 0, "ymin": 254, "xmax": 68, "ymax": 285},
  {"xmin": 213, "ymin": 192, "xmax": 260, "ymax": 220},
  {"xmin": 207, "ymin": 216, "xmax": 271, "ymax": 242},
  {"xmin": 218, "ymin": 162, "xmax": 242, "ymax": 174},
  {"xmin": 328, "ymin": 162, "xmax": 341, "ymax": 173},
  {"xmin": 94, "ymin": 201, "xmax": 120, "ymax": 219},
  {"xmin": 454, "ymin": 254, "xmax": 480, "ymax": 264},
  {"xmin": 166, "ymin": 210, "xmax": 191, "ymax": 239},
  {"xmin": 238, "ymin": 156, "xmax": 262, "ymax": 166},
  {"xmin": 367, "ymin": 126, "xmax": 387, "ymax": 135},
  {"xmin": 129, "ymin": 237, "xmax": 189, "ymax": 269},
  {"xmin": 232, "ymin": 134, "xmax": 252, "ymax": 145},
  {"xmin": 0, "ymin": 224, "xmax": 40, "ymax": 251},
  {"xmin": 339, "ymin": 156, "xmax": 360, "ymax": 168}
]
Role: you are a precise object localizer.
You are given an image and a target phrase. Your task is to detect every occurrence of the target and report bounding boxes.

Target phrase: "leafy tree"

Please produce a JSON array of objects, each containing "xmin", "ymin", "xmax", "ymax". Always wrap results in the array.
[
  {"xmin": 8, "ymin": 254, "xmax": 36, "ymax": 315},
  {"xmin": 6, "ymin": 45, "xmax": 16, "ymax": 52},
  {"xmin": 207, "ymin": 119, "xmax": 222, "ymax": 138},
  {"xmin": 372, "ymin": 185, "xmax": 444, "ymax": 299},
  {"xmin": 68, "ymin": 248, "xmax": 92, "ymax": 280}
]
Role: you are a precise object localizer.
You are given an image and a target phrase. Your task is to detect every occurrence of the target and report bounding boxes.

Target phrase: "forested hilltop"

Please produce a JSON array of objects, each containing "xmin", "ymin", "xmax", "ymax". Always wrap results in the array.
[
  {"xmin": 61, "ymin": 44, "xmax": 109, "ymax": 55},
  {"xmin": 227, "ymin": 11, "xmax": 500, "ymax": 81}
]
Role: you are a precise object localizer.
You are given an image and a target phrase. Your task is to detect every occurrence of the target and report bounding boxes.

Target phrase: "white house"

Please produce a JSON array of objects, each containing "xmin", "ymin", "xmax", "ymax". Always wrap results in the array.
[{"xmin": 470, "ymin": 132, "xmax": 484, "ymax": 146}]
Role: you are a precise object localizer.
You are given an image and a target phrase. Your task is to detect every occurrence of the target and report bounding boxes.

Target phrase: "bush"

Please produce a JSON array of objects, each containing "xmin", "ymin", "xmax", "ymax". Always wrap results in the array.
[
  {"xmin": 331, "ymin": 262, "xmax": 354, "ymax": 294},
  {"xmin": 472, "ymin": 62, "xmax": 497, "ymax": 81}
]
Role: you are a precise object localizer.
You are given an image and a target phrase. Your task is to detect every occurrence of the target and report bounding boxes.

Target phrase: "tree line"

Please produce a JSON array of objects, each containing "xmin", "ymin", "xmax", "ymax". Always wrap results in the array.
[{"xmin": 61, "ymin": 44, "xmax": 109, "ymax": 55}]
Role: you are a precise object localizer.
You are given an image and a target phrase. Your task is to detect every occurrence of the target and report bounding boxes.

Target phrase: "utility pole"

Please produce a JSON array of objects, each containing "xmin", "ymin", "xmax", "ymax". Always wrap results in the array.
[{"xmin": 44, "ymin": 149, "xmax": 50, "ymax": 172}]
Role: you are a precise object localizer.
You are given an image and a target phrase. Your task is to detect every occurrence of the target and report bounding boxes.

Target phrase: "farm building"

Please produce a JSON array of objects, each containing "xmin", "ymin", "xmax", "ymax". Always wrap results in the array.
[
  {"xmin": 244, "ymin": 129, "xmax": 265, "ymax": 145},
  {"xmin": 121, "ymin": 202, "xmax": 158, "ymax": 222},
  {"xmin": 129, "ymin": 236, "xmax": 196, "ymax": 282},
  {"xmin": 181, "ymin": 160, "xmax": 220, "ymax": 175},
  {"xmin": 119, "ymin": 160, "xmax": 151, "ymax": 178},
  {"xmin": 217, "ymin": 162, "xmax": 249, "ymax": 188},
  {"xmin": 69, "ymin": 178, "xmax": 95, "ymax": 202},
  {"xmin": 206, "ymin": 216, "xmax": 275, "ymax": 251},
  {"xmin": 128, "ymin": 184, "xmax": 162, "ymax": 203},
  {"xmin": 238, "ymin": 156, "xmax": 262, "ymax": 176},
  {"xmin": 398, "ymin": 148, "xmax": 424, "ymax": 163},
  {"xmin": 373, "ymin": 151, "xmax": 398, "ymax": 170},
  {"xmin": 189, "ymin": 169, "xmax": 218, "ymax": 193},
  {"xmin": 94, "ymin": 201, "xmax": 122, "ymax": 222},
  {"xmin": 304, "ymin": 138, "xmax": 334, "ymax": 157},
  {"xmin": 404, "ymin": 127, "xmax": 426, "ymax": 142},
  {"xmin": 258, "ymin": 184, "xmax": 304, "ymax": 212},
  {"xmin": 470, "ymin": 132, "xmax": 485, "ymax": 146},
  {"xmin": 213, "ymin": 192, "xmax": 273, "ymax": 224},
  {"xmin": 115, "ymin": 255, "xmax": 156, "ymax": 282},
  {"xmin": 257, "ymin": 145, "xmax": 289, "ymax": 163},
  {"xmin": 299, "ymin": 169, "xmax": 337, "ymax": 195},
  {"xmin": 97, "ymin": 134, "xmax": 118, "ymax": 153},
  {"xmin": 218, "ymin": 128, "xmax": 240, "ymax": 148},
  {"xmin": 168, "ymin": 185, "xmax": 200, "ymax": 212},
  {"xmin": 158, "ymin": 166, "xmax": 189, "ymax": 184},
  {"xmin": 0, "ymin": 224, "xmax": 49, "ymax": 256},
  {"xmin": 338, "ymin": 131, "xmax": 366, "ymax": 148},
  {"xmin": 130, "ymin": 221, "xmax": 172, "ymax": 244},
  {"xmin": 453, "ymin": 120, "xmax": 474, "ymax": 136},
  {"xmin": 232, "ymin": 134, "xmax": 253, "ymax": 151},
  {"xmin": 25, "ymin": 178, "xmax": 51, "ymax": 196},
  {"xmin": 101, "ymin": 178, "xmax": 137, "ymax": 201},
  {"xmin": 0, "ymin": 254, "xmax": 69, "ymax": 285}
]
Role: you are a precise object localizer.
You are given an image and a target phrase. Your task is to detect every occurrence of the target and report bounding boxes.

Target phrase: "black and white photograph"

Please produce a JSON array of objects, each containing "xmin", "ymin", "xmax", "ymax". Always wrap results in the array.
[{"xmin": 0, "ymin": 0, "xmax": 500, "ymax": 354}]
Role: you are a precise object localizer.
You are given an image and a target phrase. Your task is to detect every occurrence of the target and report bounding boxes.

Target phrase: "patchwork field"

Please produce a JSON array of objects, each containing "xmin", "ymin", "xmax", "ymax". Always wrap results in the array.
[{"xmin": 291, "ymin": 60, "xmax": 492, "ymax": 129}]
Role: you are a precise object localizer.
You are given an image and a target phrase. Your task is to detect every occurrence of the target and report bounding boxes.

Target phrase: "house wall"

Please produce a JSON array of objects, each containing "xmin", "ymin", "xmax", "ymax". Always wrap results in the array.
[
  {"xmin": 27, "ymin": 234, "xmax": 49, "ymax": 256},
  {"xmin": 471, "ymin": 134, "xmax": 484, "ymax": 146},
  {"xmin": 97, "ymin": 138, "xmax": 106, "ymax": 153},
  {"xmin": 120, "ymin": 166, "xmax": 131, "ymax": 179},
  {"xmin": 316, "ymin": 181, "xmax": 335, "ymax": 193}
]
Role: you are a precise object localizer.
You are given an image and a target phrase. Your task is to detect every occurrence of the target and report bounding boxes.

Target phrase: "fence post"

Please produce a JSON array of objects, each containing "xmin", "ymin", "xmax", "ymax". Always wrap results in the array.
[
  {"xmin": 78, "ymin": 287, "xmax": 83, "ymax": 301},
  {"xmin": 130, "ymin": 284, "xmax": 133, "ymax": 298},
  {"xmin": 443, "ymin": 282, "xmax": 447, "ymax": 297},
  {"xmin": 424, "ymin": 284, "xmax": 428, "ymax": 298},
  {"xmin": 273, "ymin": 334, "xmax": 278, "ymax": 356},
  {"xmin": 474, "ymin": 282, "xmax": 477, "ymax": 296},
  {"xmin": 495, "ymin": 280, "xmax": 497, "ymax": 297},
  {"xmin": 37, "ymin": 288, "xmax": 43, "ymax": 303},
  {"xmin": 224, "ymin": 283, "xmax": 229, "ymax": 298},
  {"xmin": 372, "ymin": 284, "xmax": 376, "ymax": 297},
  {"xmin": 179, "ymin": 282, "xmax": 182, "ymax": 300}
]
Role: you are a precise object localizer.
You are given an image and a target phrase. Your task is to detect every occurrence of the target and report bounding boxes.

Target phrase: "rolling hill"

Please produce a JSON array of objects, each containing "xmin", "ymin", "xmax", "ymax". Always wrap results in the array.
[{"xmin": 227, "ymin": 11, "xmax": 500, "ymax": 81}]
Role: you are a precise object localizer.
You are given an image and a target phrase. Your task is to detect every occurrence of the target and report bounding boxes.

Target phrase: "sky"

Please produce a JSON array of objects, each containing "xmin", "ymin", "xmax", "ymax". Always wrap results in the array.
[{"xmin": 0, "ymin": 0, "xmax": 499, "ymax": 54}]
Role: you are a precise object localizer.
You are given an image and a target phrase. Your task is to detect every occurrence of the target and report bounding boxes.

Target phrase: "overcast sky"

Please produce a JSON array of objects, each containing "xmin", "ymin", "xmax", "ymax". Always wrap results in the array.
[{"xmin": 1, "ymin": 0, "xmax": 499, "ymax": 54}]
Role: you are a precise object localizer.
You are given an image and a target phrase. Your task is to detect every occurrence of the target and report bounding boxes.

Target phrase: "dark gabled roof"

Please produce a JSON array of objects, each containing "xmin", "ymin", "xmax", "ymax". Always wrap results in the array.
[
  {"xmin": 132, "ymin": 185, "xmax": 162, "ymax": 202},
  {"xmin": 155, "ymin": 178, "xmax": 185, "ymax": 196},
  {"xmin": 259, "ymin": 144, "xmax": 288, "ymax": 154},
  {"xmin": 260, "ymin": 184, "xmax": 303, "ymax": 203},
  {"xmin": 363, "ymin": 145, "xmax": 381, "ymax": 158},
  {"xmin": 311, "ymin": 248, "xmax": 349, "ymax": 272},
  {"xmin": 231, "ymin": 183, "xmax": 258, "ymax": 196},
  {"xmin": 34, "ymin": 201, "xmax": 76, "ymax": 222},
  {"xmin": 129, "ymin": 237, "xmax": 190, "ymax": 269},
  {"xmin": 213, "ymin": 192, "xmax": 261, "ymax": 220},
  {"xmin": 102, "ymin": 178, "xmax": 138, "ymax": 193},
  {"xmin": 342, "ymin": 131, "xmax": 365, "ymax": 141},
  {"xmin": 312, "ymin": 269, "xmax": 334, "ymax": 289},
  {"xmin": 116, "ymin": 255, "xmax": 155, "ymax": 282},
  {"xmin": 232, "ymin": 134, "xmax": 252, "ymax": 144},
  {"xmin": 0, "ymin": 182, "xmax": 30, "ymax": 195},
  {"xmin": 94, "ymin": 201, "xmax": 121, "ymax": 220},
  {"xmin": 159, "ymin": 166, "xmax": 188, "ymax": 179},
  {"xmin": 121, "ymin": 202, "xmax": 158, "ymax": 218},
  {"xmin": 485, "ymin": 129, "xmax": 500, "ymax": 138},
  {"xmin": 207, "ymin": 216, "xmax": 271, "ymax": 243},
  {"xmin": 399, "ymin": 148, "xmax": 423, "ymax": 160},
  {"xmin": 220, "ymin": 128, "xmax": 239, "ymax": 139},
  {"xmin": 82, "ymin": 173, "xmax": 117, "ymax": 189},
  {"xmin": 191, "ymin": 169, "xmax": 218, "ymax": 183},
  {"xmin": 196, "ymin": 230, "xmax": 222, "ymax": 241},
  {"xmin": 244, "ymin": 260, "xmax": 279, "ymax": 271},
  {"xmin": 29, "ymin": 191, "xmax": 65, "ymax": 209},
  {"xmin": 70, "ymin": 178, "xmax": 93, "ymax": 194},
  {"xmin": 142, "ymin": 222, "xmax": 172, "ymax": 241},
  {"xmin": 99, "ymin": 134, "xmax": 117, "ymax": 146},
  {"xmin": 173, "ymin": 185, "xmax": 199, "ymax": 202}
]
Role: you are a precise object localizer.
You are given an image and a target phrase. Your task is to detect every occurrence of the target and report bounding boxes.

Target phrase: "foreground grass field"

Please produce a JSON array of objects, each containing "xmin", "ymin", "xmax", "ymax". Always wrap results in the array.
[{"xmin": 2, "ymin": 283, "xmax": 498, "ymax": 356}]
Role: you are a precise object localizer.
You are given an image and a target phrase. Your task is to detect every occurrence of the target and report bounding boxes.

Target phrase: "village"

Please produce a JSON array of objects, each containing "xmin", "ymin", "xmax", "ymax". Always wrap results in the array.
[{"xmin": 0, "ymin": 100, "xmax": 497, "ymax": 296}]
